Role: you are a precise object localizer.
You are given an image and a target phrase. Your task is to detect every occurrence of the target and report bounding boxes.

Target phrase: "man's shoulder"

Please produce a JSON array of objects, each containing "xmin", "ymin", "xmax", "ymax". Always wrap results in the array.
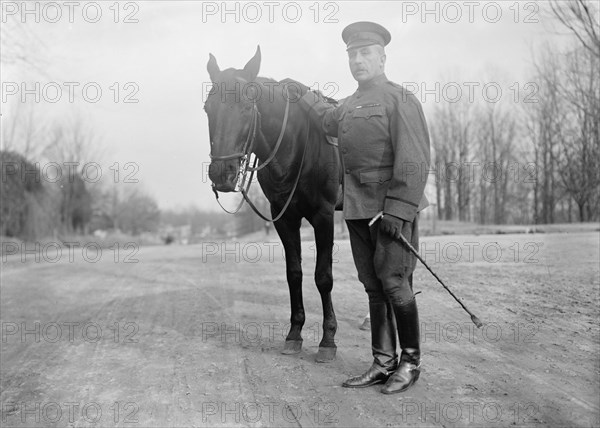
[
  {"xmin": 384, "ymin": 80, "xmax": 416, "ymax": 97},
  {"xmin": 385, "ymin": 80, "xmax": 404, "ymax": 91},
  {"xmin": 383, "ymin": 80, "xmax": 422, "ymax": 109}
]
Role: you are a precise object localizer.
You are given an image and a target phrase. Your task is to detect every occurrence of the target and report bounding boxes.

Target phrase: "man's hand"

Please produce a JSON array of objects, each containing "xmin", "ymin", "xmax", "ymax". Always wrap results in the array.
[
  {"xmin": 279, "ymin": 78, "xmax": 310, "ymax": 101},
  {"xmin": 379, "ymin": 213, "xmax": 405, "ymax": 240}
]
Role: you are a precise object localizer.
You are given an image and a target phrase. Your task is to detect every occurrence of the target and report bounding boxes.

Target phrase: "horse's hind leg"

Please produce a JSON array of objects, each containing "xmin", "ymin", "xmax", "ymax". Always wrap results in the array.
[
  {"xmin": 310, "ymin": 211, "xmax": 338, "ymax": 362},
  {"xmin": 273, "ymin": 216, "xmax": 305, "ymax": 354}
]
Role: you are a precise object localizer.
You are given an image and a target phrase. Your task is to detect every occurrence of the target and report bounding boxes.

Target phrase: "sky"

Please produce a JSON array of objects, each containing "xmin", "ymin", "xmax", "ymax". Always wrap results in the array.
[{"xmin": 1, "ymin": 1, "xmax": 573, "ymax": 211}]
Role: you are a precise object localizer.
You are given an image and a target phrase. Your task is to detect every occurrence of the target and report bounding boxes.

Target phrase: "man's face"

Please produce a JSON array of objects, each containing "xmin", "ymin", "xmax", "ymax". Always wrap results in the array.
[{"xmin": 347, "ymin": 44, "xmax": 386, "ymax": 83}]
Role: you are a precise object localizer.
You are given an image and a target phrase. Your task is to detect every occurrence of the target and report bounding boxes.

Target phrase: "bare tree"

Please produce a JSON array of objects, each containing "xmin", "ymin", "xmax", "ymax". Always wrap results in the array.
[
  {"xmin": 117, "ymin": 187, "xmax": 160, "ymax": 235},
  {"xmin": 549, "ymin": 0, "xmax": 600, "ymax": 59},
  {"xmin": 556, "ymin": 46, "xmax": 600, "ymax": 221},
  {"xmin": 430, "ymin": 101, "xmax": 456, "ymax": 221},
  {"xmin": 44, "ymin": 115, "xmax": 102, "ymax": 166},
  {"xmin": 1, "ymin": 5, "xmax": 50, "ymax": 77},
  {"xmin": 476, "ymin": 101, "xmax": 518, "ymax": 224},
  {"xmin": 454, "ymin": 100, "xmax": 473, "ymax": 222},
  {"xmin": 548, "ymin": 0, "xmax": 600, "ymax": 219},
  {"xmin": 525, "ymin": 44, "xmax": 568, "ymax": 224},
  {"xmin": 42, "ymin": 115, "xmax": 103, "ymax": 233},
  {"xmin": 1, "ymin": 104, "xmax": 50, "ymax": 158},
  {"xmin": 430, "ymin": 70, "xmax": 522, "ymax": 225}
]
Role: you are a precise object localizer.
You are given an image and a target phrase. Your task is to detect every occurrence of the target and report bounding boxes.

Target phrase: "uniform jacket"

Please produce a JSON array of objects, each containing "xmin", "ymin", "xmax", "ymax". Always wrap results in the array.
[{"xmin": 301, "ymin": 74, "xmax": 430, "ymax": 221}]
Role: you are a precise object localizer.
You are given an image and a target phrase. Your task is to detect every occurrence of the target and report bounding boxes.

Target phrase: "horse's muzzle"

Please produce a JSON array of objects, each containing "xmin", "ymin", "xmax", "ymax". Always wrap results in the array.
[{"xmin": 209, "ymin": 160, "xmax": 239, "ymax": 192}]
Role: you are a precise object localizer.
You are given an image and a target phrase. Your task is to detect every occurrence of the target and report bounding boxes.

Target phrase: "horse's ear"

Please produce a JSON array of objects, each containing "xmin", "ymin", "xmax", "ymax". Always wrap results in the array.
[
  {"xmin": 242, "ymin": 45, "xmax": 261, "ymax": 82},
  {"xmin": 207, "ymin": 53, "xmax": 220, "ymax": 82}
]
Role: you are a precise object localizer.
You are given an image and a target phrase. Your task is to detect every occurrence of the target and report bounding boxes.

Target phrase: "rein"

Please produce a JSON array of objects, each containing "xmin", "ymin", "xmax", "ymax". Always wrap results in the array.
[
  {"xmin": 211, "ymin": 86, "xmax": 306, "ymax": 222},
  {"xmin": 242, "ymin": 115, "xmax": 310, "ymax": 222},
  {"xmin": 248, "ymin": 87, "xmax": 290, "ymax": 172}
]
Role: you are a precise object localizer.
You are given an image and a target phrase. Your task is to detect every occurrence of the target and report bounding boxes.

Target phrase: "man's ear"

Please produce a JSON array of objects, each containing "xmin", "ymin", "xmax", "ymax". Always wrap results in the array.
[{"xmin": 380, "ymin": 53, "xmax": 387, "ymax": 70}]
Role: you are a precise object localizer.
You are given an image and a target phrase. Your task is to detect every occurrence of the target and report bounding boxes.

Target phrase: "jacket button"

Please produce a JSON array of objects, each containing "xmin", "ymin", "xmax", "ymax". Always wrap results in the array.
[
  {"xmin": 342, "ymin": 148, "xmax": 348, "ymax": 154},
  {"xmin": 379, "ymin": 177, "xmax": 383, "ymax": 183},
  {"xmin": 345, "ymin": 169, "xmax": 350, "ymax": 174},
  {"xmin": 356, "ymin": 94, "xmax": 362, "ymax": 99}
]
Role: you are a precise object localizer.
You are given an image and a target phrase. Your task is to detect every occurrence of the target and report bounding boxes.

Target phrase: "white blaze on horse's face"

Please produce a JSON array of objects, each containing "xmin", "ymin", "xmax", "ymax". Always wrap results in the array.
[{"xmin": 205, "ymin": 47, "xmax": 261, "ymax": 192}]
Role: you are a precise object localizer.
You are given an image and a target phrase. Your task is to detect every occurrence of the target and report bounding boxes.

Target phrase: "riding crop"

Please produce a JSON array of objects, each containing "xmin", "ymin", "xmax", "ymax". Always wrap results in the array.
[{"xmin": 369, "ymin": 212, "xmax": 483, "ymax": 328}]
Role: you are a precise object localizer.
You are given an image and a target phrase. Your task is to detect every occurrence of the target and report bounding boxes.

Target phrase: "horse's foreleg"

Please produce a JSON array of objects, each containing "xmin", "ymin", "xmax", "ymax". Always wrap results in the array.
[
  {"xmin": 274, "ymin": 217, "xmax": 305, "ymax": 354},
  {"xmin": 311, "ymin": 211, "xmax": 338, "ymax": 362}
]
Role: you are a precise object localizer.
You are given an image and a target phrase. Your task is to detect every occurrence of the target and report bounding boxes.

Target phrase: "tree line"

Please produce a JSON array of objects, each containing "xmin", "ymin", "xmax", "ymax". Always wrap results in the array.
[
  {"xmin": 429, "ymin": 0, "xmax": 599, "ymax": 224},
  {"xmin": 0, "ymin": 114, "xmax": 162, "ymax": 240}
]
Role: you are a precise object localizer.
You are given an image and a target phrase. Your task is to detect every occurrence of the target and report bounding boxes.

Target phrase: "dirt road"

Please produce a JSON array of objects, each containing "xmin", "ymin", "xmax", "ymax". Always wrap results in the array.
[{"xmin": 1, "ymin": 231, "xmax": 599, "ymax": 427}]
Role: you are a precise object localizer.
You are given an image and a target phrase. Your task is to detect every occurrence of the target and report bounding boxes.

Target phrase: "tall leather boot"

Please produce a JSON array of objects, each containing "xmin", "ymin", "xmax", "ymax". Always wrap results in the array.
[
  {"xmin": 343, "ymin": 301, "xmax": 398, "ymax": 388},
  {"xmin": 381, "ymin": 298, "xmax": 420, "ymax": 394}
]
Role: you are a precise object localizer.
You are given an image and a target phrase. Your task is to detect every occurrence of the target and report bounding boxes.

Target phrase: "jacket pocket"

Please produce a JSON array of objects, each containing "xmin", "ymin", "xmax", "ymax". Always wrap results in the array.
[
  {"xmin": 352, "ymin": 105, "xmax": 385, "ymax": 119},
  {"xmin": 359, "ymin": 167, "xmax": 393, "ymax": 184}
]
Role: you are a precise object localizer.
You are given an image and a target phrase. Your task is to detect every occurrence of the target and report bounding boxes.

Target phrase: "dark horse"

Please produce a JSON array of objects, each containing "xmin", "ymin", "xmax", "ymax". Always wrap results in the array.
[{"xmin": 205, "ymin": 46, "xmax": 340, "ymax": 362}]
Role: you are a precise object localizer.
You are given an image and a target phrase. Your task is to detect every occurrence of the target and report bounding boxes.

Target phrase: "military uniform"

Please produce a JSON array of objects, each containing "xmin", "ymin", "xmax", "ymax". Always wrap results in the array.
[
  {"xmin": 302, "ymin": 74, "xmax": 429, "ymax": 221},
  {"xmin": 299, "ymin": 21, "xmax": 431, "ymax": 394}
]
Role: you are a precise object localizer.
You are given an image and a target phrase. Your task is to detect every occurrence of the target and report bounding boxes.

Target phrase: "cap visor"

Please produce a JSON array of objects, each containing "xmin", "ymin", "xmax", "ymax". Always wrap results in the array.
[{"xmin": 346, "ymin": 40, "xmax": 382, "ymax": 51}]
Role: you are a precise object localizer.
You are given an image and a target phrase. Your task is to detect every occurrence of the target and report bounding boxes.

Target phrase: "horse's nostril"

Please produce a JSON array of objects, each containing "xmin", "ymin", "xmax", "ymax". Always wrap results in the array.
[
  {"xmin": 208, "ymin": 163, "xmax": 221, "ymax": 177},
  {"xmin": 208, "ymin": 160, "xmax": 240, "ymax": 189}
]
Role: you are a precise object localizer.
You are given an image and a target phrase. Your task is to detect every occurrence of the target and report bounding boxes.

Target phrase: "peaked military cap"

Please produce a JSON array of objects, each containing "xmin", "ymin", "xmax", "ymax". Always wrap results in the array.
[{"xmin": 342, "ymin": 21, "xmax": 391, "ymax": 50}]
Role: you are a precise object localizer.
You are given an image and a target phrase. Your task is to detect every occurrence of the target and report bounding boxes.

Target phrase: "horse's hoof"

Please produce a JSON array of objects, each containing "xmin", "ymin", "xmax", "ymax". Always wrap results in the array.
[
  {"xmin": 281, "ymin": 340, "xmax": 303, "ymax": 354},
  {"xmin": 316, "ymin": 346, "xmax": 336, "ymax": 363}
]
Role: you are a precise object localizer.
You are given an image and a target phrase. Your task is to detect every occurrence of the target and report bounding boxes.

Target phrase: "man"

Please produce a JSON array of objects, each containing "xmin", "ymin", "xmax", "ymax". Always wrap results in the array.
[{"xmin": 298, "ymin": 21, "xmax": 430, "ymax": 394}]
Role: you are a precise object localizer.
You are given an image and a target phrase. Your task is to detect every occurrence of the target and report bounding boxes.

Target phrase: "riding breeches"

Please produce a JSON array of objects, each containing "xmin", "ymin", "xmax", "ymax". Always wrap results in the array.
[{"xmin": 346, "ymin": 215, "xmax": 419, "ymax": 306}]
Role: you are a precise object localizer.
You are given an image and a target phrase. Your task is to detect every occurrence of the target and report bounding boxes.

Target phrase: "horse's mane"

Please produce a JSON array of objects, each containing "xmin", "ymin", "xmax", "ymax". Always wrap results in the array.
[
  {"xmin": 252, "ymin": 76, "xmax": 339, "ymax": 146},
  {"xmin": 255, "ymin": 76, "xmax": 338, "ymax": 106}
]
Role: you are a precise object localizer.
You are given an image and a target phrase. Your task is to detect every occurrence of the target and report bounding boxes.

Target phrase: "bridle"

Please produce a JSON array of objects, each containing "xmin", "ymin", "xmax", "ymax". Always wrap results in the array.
[
  {"xmin": 210, "ymin": 86, "xmax": 309, "ymax": 222},
  {"xmin": 209, "ymin": 100, "xmax": 260, "ymax": 165}
]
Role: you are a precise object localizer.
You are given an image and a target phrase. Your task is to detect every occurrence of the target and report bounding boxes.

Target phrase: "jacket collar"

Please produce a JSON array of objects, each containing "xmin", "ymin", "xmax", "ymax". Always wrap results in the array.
[{"xmin": 357, "ymin": 73, "xmax": 388, "ymax": 91}]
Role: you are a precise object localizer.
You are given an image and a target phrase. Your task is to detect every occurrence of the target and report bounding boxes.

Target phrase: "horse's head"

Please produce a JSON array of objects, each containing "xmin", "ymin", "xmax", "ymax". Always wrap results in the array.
[{"xmin": 205, "ymin": 46, "xmax": 261, "ymax": 192}]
